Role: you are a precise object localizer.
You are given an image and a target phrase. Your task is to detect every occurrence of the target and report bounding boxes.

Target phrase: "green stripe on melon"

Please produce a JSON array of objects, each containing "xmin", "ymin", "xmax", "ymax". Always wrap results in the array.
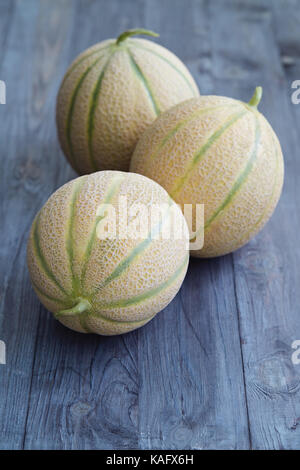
[
  {"xmin": 204, "ymin": 115, "xmax": 261, "ymax": 230},
  {"xmin": 31, "ymin": 280, "xmax": 68, "ymax": 307},
  {"xmin": 61, "ymin": 43, "xmax": 113, "ymax": 88},
  {"xmin": 56, "ymin": 29, "xmax": 200, "ymax": 174},
  {"xmin": 170, "ymin": 109, "xmax": 247, "ymax": 198},
  {"xmin": 130, "ymin": 87, "xmax": 284, "ymax": 257},
  {"xmin": 127, "ymin": 48, "xmax": 160, "ymax": 115},
  {"xmin": 92, "ymin": 197, "xmax": 174, "ymax": 294},
  {"xmin": 144, "ymin": 104, "xmax": 241, "ymax": 166},
  {"xmin": 87, "ymin": 55, "xmax": 115, "ymax": 170},
  {"xmin": 80, "ymin": 173, "xmax": 126, "ymax": 285},
  {"xmin": 93, "ymin": 253, "xmax": 189, "ymax": 311},
  {"xmin": 230, "ymin": 126, "xmax": 282, "ymax": 248},
  {"xmin": 32, "ymin": 213, "xmax": 69, "ymax": 296},
  {"xmin": 56, "ymin": 253, "xmax": 188, "ymax": 327},
  {"xmin": 128, "ymin": 40, "xmax": 198, "ymax": 96},
  {"xmin": 27, "ymin": 171, "xmax": 189, "ymax": 335},
  {"xmin": 66, "ymin": 55, "xmax": 108, "ymax": 172},
  {"xmin": 66, "ymin": 177, "xmax": 88, "ymax": 294}
]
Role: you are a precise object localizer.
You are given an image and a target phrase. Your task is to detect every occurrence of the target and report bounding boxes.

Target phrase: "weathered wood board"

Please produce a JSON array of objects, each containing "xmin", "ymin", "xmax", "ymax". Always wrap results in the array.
[{"xmin": 0, "ymin": 0, "xmax": 299, "ymax": 449}]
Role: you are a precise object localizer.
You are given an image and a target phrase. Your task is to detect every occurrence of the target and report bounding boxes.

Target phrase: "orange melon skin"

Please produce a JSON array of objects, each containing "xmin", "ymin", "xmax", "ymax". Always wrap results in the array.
[
  {"xmin": 27, "ymin": 171, "xmax": 189, "ymax": 335},
  {"xmin": 130, "ymin": 90, "xmax": 284, "ymax": 258},
  {"xmin": 56, "ymin": 32, "xmax": 199, "ymax": 175}
]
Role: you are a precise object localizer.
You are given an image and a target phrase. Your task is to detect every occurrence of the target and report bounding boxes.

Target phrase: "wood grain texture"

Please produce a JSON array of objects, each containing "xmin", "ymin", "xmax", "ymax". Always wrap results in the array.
[
  {"xmin": 232, "ymin": 0, "xmax": 300, "ymax": 450},
  {"xmin": 207, "ymin": 0, "xmax": 300, "ymax": 449},
  {"xmin": 0, "ymin": 0, "xmax": 300, "ymax": 450}
]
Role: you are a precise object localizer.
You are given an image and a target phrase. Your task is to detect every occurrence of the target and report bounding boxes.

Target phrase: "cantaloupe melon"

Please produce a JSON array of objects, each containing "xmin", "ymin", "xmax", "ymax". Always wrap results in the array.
[
  {"xmin": 27, "ymin": 171, "xmax": 189, "ymax": 335},
  {"xmin": 56, "ymin": 29, "xmax": 199, "ymax": 175},
  {"xmin": 130, "ymin": 87, "xmax": 284, "ymax": 257}
]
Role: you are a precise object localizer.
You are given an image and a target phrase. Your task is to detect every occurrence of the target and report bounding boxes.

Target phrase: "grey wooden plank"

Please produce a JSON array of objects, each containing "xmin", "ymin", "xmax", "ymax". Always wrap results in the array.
[
  {"xmin": 2, "ymin": 0, "xmax": 299, "ymax": 451},
  {"xmin": 0, "ymin": 0, "xmax": 42, "ymax": 450},
  {"xmin": 23, "ymin": 319, "xmax": 140, "ymax": 449},
  {"xmin": 0, "ymin": 1, "xmax": 15, "ymax": 61},
  {"xmin": 1, "ymin": 0, "xmax": 250, "ymax": 450},
  {"xmin": 138, "ymin": 257, "xmax": 250, "ymax": 449},
  {"xmin": 138, "ymin": 0, "xmax": 250, "ymax": 450},
  {"xmin": 144, "ymin": 0, "xmax": 210, "ymax": 93},
  {"xmin": 21, "ymin": 0, "xmax": 145, "ymax": 450},
  {"xmin": 0, "ymin": 0, "xmax": 75, "ymax": 449},
  {"xmin": 209, "ymin": 0, "xmax": 300, "ymax": 449}
]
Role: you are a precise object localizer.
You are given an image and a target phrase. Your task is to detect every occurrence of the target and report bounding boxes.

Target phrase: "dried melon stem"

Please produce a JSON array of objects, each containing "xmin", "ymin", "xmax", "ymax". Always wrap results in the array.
[
  {"xmin": 248, "ymin": 86, "xmax": 263, "ymax": 108},
  {"xmin": 116, "ymin": 28, "xmax": 159, "ymax": 45},
  {"xmin": 57, "ymin": 298, "xmax": 91, "ymax": 317}
]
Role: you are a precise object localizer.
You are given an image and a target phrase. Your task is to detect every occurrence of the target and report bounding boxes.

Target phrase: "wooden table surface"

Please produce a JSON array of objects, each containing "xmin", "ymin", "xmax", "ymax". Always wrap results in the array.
[{"xmin": 1, "ymin": 0, "xmax": 300, "ymax": 450}]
